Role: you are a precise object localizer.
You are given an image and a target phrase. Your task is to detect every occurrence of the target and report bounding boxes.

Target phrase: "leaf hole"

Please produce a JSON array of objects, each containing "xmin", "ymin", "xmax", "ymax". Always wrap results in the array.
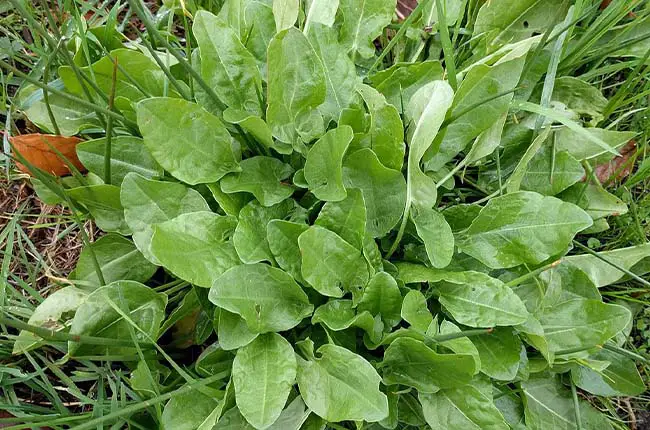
[{"xmin": 523, "ymin": 21, "xmax": 529, "ymax": 28}]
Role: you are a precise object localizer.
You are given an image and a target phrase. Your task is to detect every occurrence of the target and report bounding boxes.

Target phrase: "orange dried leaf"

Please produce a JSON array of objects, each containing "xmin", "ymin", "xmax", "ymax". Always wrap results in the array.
[
  {"xmin": 10, "ymin": 134, "xmax": 87, "ymax": 177},
  {"xmin": 592, "ymin": 140, "xmax": 636, "ymax": 184}
]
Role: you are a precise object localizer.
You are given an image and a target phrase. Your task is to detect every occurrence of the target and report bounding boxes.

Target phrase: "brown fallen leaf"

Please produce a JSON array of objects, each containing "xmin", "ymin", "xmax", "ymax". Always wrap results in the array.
[
  {"xmin": 600, "ymin": 0, "xmax": 637, "ymax": 17},
  {"xmin": 9, "ymin": 134, "xmax": 87, "ymax": 177},
  {"xmin": 589, "ymin": 140, "xmax": 636, "ymax": 184}
]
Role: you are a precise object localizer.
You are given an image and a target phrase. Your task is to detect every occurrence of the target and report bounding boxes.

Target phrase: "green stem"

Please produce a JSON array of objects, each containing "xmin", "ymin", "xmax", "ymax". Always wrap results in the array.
[
  {"xmin": 104, "ymin": 57, "xmax": 118, "ymax": 185},
  {"xmin": 0, "ymin": 315, "xmax": 148, "ymax": 347},
  {"xmin": 429, "ymin": 327, "xmax": 493, "ymax": 343},
  {"xmin": 504, "ymin": 260, "xmax": 562, "ymax": 287},
  {"xmin": 603, "ymin": 343, "xmax": 650, "ymax": 365},
  {"xmin": 570, "ymin": 380, "xmax": 583, "ymax": 430},
  {"xmin": 436, "ymin": 0, "xmax": 457, "ymax": 90}
]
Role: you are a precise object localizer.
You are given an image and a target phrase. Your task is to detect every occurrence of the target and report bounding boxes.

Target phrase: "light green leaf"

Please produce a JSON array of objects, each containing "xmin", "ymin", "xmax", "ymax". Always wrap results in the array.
[
  {"xmin": 76, "ymin": 136, "xmax": 162, "ymax": 185},
  {"xmin": 358, "ymin": 272, "xmax": 403, "ymax": 329},
  {"xmin": 120, "ymin": 173, "xmax": 210, "ymax": 264},
  {"xmin": 267, "ymin": 28, "xmax": 325, "ymax": 146},
  {"xmin": 472, "ymin": 328, "xmax": 522, "ymax": 381},
  {"xmin": 338, "ymin": 0, "xmax": 396, "ymax": 59},
  {"xmin": 266, "ymin": 396, "xmax": 311, "ymax": 430},
  {"xmin": 382, "ymin": 337, "xmax": 476, "ymax": 392},
  {"xmin": 194, "ymin": 11, "xmax": 263, "ymax": 115},
  {"xmin": 220, "ymin": 156, "xmax": 294, "ymax": 206},
  {"xmin": 13, "ymin": 287, "xmax": 88, "ymax": 354},
  {"xmin": 69, "ymin": 281, "xmax": 167, "ymax": 356},
  {"xmin": 66, "ymin": 185, "xmax": 130, "ymax": 234},
  {"xmin": 304, "ymin": 126, "xmax": 353, "ymax": 201},
  {"xmin": 137, "ymin": 98, "xmax": 240, "ymax": 185},
  {"xmin": 223, "ymin": 108, "xmax": 290, "ymax": 154},
  {"xmin": 554, "ymin": 127, "xmax": 636, "ymax": 163},
  {"xmin": 343, "ymin": 148, "xmax": 407, "ymax": 238},
  {"xmin": 534, "ymin": 77, "xmax": 608, "ymax": 126},
  {"xmin": 209, "ymin": 263, "xmax": 313, "ymax": 333},
  {"xmin": 571, "ymin": 349, "xmax": 645, "ymax": 397},
  {"xmin": 434, "ymin": 271, "xmax": 529, "ymax": 327},
  {"xmin": 558, "ymin": 184, "xmax": 628, "ymax": 220},
  {"xmin": 242, "ymin": 0, "xmax": 276, "ymax": 76},
  {"xmin": 405, "ymin": 81, "xmax": 454, "ymax": 210},
  {"xmin": 296, "ymin": 343, "xmax": 389, "ymax": 422},
  {"xmin": 70, "ymin": 234, "xmax": 157, "ymax": 289},
  {"xmin": 419, "ymin": 382, "xmax": 509, "ymax": 430},
  {"xmin": 234, "ymin": 199, "xmax": 299, "ymax": 263},
  {"xmin": 267, "ymin": 220, "xmax": 309, "ymax": 283},
  {"xmin": 412, "ymin": 206, "xmax": 454, "ymax": 269},
  {"xmin": 522, "ymin": 374, "xmax": 614, "ymax": 430},
  {"xmin": 207, "ymin": 183, "xmax": 252, "ymax": 217},
  {"xmin": 313, "ymin": 300, "xmax": 381, "ymax": 342},
  {"xmin": 439, "ymin": 320, "xmax": 481, "ymax": 371},
  {"xmin": 161, "ymin": 386, "xmax": 221, "ymax": 430},
  {"xmin": 233, "ymin": 333, "xmax": 296, "ymax": 429},
  {"xmin": 356, "ymin": 84, "xmax": 405, "ymax": 170},
  {"xmin": 303, "ymin": 0, "xmax": 338, "ymax": 33},
  {"xmin": 401, "ymin": 290, "xmax": 433, "ymax": 333},
  {"xmin": 457, "ymin": 191, "xmax": 592, "ymax": 269},
  {"xmin": 273, "ymin": 0, "xmax": 299, "ymax": 32},
  {"xmin": 315, "ymin": 188, "xmax": 366, "ymax": 249},
  {"xmin": 307, "ymin": 24, "xmax": 359, "ymax": 125},
  {"xmin": 369, "ymin": 61, "xmax": 444, "ymax": 113},
  {"xmin": 151, "ymin": 212, "xmax": 240, "ymax": 288},
  {"xmin": 298, "ymin": 226, "xmax": 369, "ymax": 299},
  {"xmin": 519, "ymin": 146, "xmax": 585, "ymax": 196},
  {"xmin": 214, "ymin": 307, "xmax": 259, "ymax": 351},
  {"xmin": 474, "ymin": 0, "xmax": 569, "ymax": 52},
  {"xmin": 565, "ymin": 243, "xmax": 650, "ymax": 287},
  {"xmin": 536, "ymin": 299, "xmax": 631, "ymax": 353},
  {"xmin": 195, "ymin": 342, "xmax": 234, "ymax": 378}
]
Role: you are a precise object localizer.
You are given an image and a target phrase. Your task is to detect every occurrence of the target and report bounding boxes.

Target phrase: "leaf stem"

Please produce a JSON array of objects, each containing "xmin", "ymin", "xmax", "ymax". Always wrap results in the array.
[
  {"xmin": 603, "ymin": 343, "xmax": 650, "ymax": 365},
  {"xmin": 104, "ymin": 57, "xmax": 118, "ymax": 185},
  {"xmin": 504, "ymin": 260, "xmax": 562, "ymax": 287},
  {"xmin": 570, "ymin": 379, "xmax": 583, "ymax": 430},
  {"xmin": 429, "ymin": 327, "xmax": 493, "ymax": 343}
]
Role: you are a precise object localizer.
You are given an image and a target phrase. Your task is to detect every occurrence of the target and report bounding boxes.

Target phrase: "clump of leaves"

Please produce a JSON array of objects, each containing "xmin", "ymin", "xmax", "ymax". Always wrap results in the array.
[{"xmin": 3, "ymin": 0, "xmax": 650, "ymax": 428}]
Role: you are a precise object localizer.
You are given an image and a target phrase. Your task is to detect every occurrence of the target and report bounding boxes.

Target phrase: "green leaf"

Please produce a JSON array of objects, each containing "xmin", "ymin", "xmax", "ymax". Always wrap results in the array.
[
  {"xmin": 571, "ymin": 349, "xmax": 645, "ymax": 397},
  {"xmin": 137, "ymin": 98, "xmax": 240, "ymax": 185},
  {"xmin": 338, "ymin": 0, "xmax": 396, "ymax": 59},
  {"xmin": 296, "ymin": 343, "xmax": 389, "ymax": 422},
  {"xmin": 221, "ymin": 156, "xmax": 294, "ymax": 206},
  {"xmin": 536, "ymin": 299, "xmax": 631, "ymax": 353},
  {"xmin": 233, "ymin": 333, "xmax": 296, "ymax": 428},
  {"xmin": 438, "ymin": 320, "xmax": 481, "ymax": 371},
  {"xmin": 240, "ymin": 0, "xmax": 276, "ymax": 76},
  {"xmin": 368, "ymin": 61, "xmax": 445, "ymax": 113},
  {"xmin": 120, "ymin": 173, "xmax": 210, "ymax": 264},
  {"xmin": 533, "ymin": 77, "xmax": 608, "ymax": 126},
  {"xmin": 419, "ymin": 382, "xmax": 509, "ymax": 430},
  {"xmin": 299, "ymin": 226, "xmax": 369, "ymax": 299},
  {"xmin": 69, "ymin": 280, "xmax": 167, "ymax": 356},
  {"xmin": 405, "ymin": 81, "xmax": 454, "ymax": 210},
  {"xmin": 234, "ymin": 199, "xmax": 299, "ymax": 263},
  {"xmin": 223, "ymin": 108, "xmax": 289, "ymax": 154},
  {"xmin": 195, "ymin": 342, "xmax": 234, "ymax": 378},
  {"xmin": 194, "ymin": 10, "xmax": 263, "ymax": 116},
  {"xmin": 161, "ymin": 386, "xmax": 221, "ymax": 430},
  {"xmin": 558, "ymin": 184, "xmax": 628, "ymax": 220},
  {"xmin": 565, "ymin": 243, "xmax": 650, "ymax": 287},
  {"xmin": 411, "ymin": 206, "xmax": 454, "ymax": 269},
  {"xmin": 457, "ymin": 191, "xmax": 592, "ymax": 269},
  {"xmin": 273, "ymin": 0, "xmax": 299, "ymax": 32},
  {"xmin": 303, "ymin": 0, "xmax": 339, "ymax": 32},
  {"xmin": 522, "ymin": 374, "xmax": 614, "ymax": 430},
  {"xmin": 266, "ymin": 396, "xmax": 311, "ymax": 430},
  {"xmin": 209, "ymin": 263, "xmax": 313, "ymax": 333},
  {"xmin": 519, "ymin": 146, "xmax": 585, "ymax": 196},
  {"xmin": 70, "ymin": 234, "xmax": 157, "ymax": 289},
  {"xmin": 382, "ymin": 337, "xmax": 476, "ymax": 392},
  {"xmin": 13, "ymin": 287, "xmax": 88, "ymax": 354},
  {"xmin": 472, "ymin": 328, "xmax": 522, "ymax": 381},
  {"xmin": 356, "ymin": 84, "xmax": 405, "ymax": 170},
  {"xmin": 207, "ymin": 182, "xmax": 252, "ymax": 217},
  {"xmin": 214, "ymin": 307, "xmax": 259, "ymax": 351},
  {"xmin": 267, "ymin": 220, "xmax": 309, "ymax": 283},
  {"xmin": 343, "ymin": 148, "xmax": 407, "ymax": 238},
  {"xmin": 312, "ymin": 300, "xmax": 381, "ymax": 343},
  {"xmin": 434, "ymin": 271, "xmax": 529, "ymax": 327},
  {"xmin": 76, "ymin": 136, "xmax": 162, "ymax": 185},
  {"xmin": 304, "ymin": 126, "xmax": 353, "ymax": 201},
  {"xmin": 474, "ymin": 0, "xmax": 569, "ymax": 52},
  {"xmin": 554, "ymin": 127, "xmax": 636, "ymax": 163},
  {"xmin": 151, "ymin": 212, "xmax": 240, "ymax": 288},
  {"xmin": 314, "ymin": 188, "xmax": 366, "ymax": 249},
  {"xmin": 267, "ymin": 28, "xmax": 325, "ymax": 146},
  {"xmin": 306, "ymin": 23, "xmax": 359, "ymax": 125},
  {"xmin": 357, "ymin": 272, "xmax": 403, "ymax": 329},
  {"xmin": 401, "ymin": 290, "xmax": 433, "ymax": 332},
  {"xmin": 66, "ymin": 184, "xmax": 130, "ymax": 234}
]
